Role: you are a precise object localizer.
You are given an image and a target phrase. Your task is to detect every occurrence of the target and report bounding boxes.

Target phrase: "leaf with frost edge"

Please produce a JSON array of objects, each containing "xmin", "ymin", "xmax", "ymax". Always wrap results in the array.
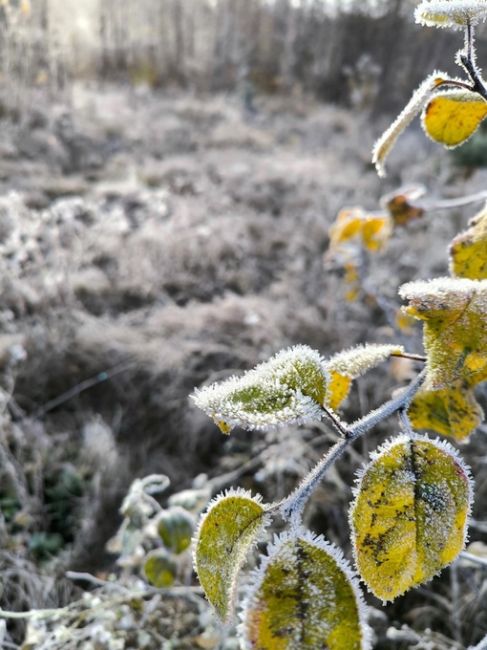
[
  {"xmin": 192, "ymin": 488, "xmax": 270, "ymax": 621},
  {"xmin": 239, "ymin": 528, "xmax": 373, "ymax": 650},
  {"xmin": 191, "ymin": 345, "xmax": 329, "ymax": 433},
  {"xmin": 421, "ymin": 89, "xmax": 487, "ymax": 149},
  {"xmin": 349, "ymin": 432, "xmax": 474, "ymax": 602},
  {"xmin": 415, "ymin": 0, "xmax": 487, "ymax": 29},
  {"xmin": 372, "ymin": 71, "xmax": 450, "ymax": 177}
]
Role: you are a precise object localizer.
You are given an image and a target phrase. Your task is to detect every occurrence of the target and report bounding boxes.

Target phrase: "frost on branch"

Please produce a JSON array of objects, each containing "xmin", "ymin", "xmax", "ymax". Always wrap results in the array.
[
  {"xmin": 450, "ymin": 204, "xmax": 487, "ymax": 279},
  {"xmin": 400, "ymin": 278, "xmax": 487, "ymax": 440},
  {"xmin": 422, "ymin": 90, "xmax": 487, "ymax": 148},
  {"xmin": 192, "ymin": 343, "xmax": 407, "ymax": 432},
  {"xmin": 326, "ymin": 344, "xmax": 404, "ymax": 410},
  {"xmin": 372, "ymin": 72, "xmax": 449, "ymax": 177},
  {"xmin": 415, "ymin": 0, "xmax": 487, "ymax": 29},
  {"xmin": 350, "ymin": 434, "xmax": 473, "ymax": 601},
  {"xmin": 240, "ymin": 530, "xmax": 371, "ymax": 650},
  {"xmin": 193, "ymin": 490, "xmax": 268, "ymax": 621},
  {"xmin": 191, "ymin": 345, "xmax": 328, "ymax": 433}
]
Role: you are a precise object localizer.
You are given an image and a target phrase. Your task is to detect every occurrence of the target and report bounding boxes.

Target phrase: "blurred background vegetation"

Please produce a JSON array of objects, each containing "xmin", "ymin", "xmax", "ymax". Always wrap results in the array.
[{"xmin": 0, "ymin": 1, "xmax": 486, "ymax": 648}]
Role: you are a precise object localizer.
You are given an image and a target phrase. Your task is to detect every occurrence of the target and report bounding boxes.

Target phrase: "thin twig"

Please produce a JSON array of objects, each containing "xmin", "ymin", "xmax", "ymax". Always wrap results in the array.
[
  {"xmin": 460, "ymin": 551, "xmax": 487, "ymax": 569},
  {"xmin": 278, "ymin": 370, "xmax": 426, "ymax": 525},
  {"xmin": 32, "ymin": 360, "xmax": 135, "ymax": 418}
]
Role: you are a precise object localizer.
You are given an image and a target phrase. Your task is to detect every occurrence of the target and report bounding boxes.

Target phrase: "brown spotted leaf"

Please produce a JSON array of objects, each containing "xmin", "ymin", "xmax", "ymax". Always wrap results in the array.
[
  {"xmin": 241, "ymin": 530, "xmax": 370, "ymax": 649},
  {"xmin": 351, "ymin": 435, "xmax": 472, "ymax": 601}
]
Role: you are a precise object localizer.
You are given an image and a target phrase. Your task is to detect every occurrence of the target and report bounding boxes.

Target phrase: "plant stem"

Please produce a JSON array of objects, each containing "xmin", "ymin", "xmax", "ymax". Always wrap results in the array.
[
  {"xmin": 460, "ymin": 551, "xmax": 487, "ymax": 569},
  {"xmin": 279, "ymin": 369, "xmax": 426, "ymax": 526},
  {"xmin": 459, "ymin": 22, "xmax": 487, "ymax": 101}
]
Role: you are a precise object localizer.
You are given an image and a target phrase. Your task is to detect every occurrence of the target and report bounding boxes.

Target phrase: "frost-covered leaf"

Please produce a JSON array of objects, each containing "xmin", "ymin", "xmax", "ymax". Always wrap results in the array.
[
  {"xmin": 373, "ymin": 72, "xmax": 449, "ymax": 177},
  {"xmin": 194, "ymin": 490, "xmax": 268, "ymax": 620},
  {"xmin": 144, "ymin": 549, "xmax": 177, "ymax": 588},
  {"xmin": 400, "ymin": 278, "xmax": 487, "ymax": 439},
  {"xmin": 415, "ymin": 0, "xmax": 487, "ymax": 28},
  {"xmin": 450, "ymin": 205, "xmax": 487, "ymax": 279},
  {"xmin": 325, "ymin": 344, "xmax": 404, "ymax": 410},
  {"xmin": 408, "ymin": 383, "xmax": 483, "ymax": 442},
  {"xmin": 157, "ymin": 507, "xmax": 194, "ymax": 554},
  {"xmin": 422, "ymin": 90, "xmax": 487, "ymax": 148},
  {"xmin": 241, "ymin": 530, "xmax": 370, "ymax": 650},
  {"xmin": 328, "ymin": 208, "xmax": 392, "ymax": 254},
  {"xmin": 351, "ymin": 435, "xmax": 472, "ymax": 601},
  {"xmin": 191, "ymin": 346, "xmax": 327, "ymax": 433}
]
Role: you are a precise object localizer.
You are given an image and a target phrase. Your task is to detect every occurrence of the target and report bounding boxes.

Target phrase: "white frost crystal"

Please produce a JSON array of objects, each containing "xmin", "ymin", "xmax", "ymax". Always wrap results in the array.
[
  {"xmin": 415, "ymin": 0, "xmax": 487, "ymax": 28},
  {"xmin": 191, "ymin": 345, "xmax": 328, "ymax": 432}
]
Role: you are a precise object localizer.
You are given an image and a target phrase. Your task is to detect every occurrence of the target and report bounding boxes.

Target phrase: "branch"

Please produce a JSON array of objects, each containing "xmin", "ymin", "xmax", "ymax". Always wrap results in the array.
[
  {"xmin": 458, "ymin": 22, "xmax": 487, "ymax": 101},
  {"xmin": 279, "ymin": 369, "xmax": 426, "ymax": 525}
]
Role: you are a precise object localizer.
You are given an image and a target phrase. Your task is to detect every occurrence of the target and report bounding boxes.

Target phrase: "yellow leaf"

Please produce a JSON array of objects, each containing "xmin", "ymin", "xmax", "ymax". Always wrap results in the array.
[
  {"xmin": 328, "ymin": 208, "xmax": 392, "ymax": 255},
  {"xmin": 408, "ymin": 384, "xmax": 483, "ymax": 442},
  {"xmin": 450, "ymin": 205, "xmax": 487, "ymax": 280},
  {"xmin": 193, "ymin": 490, "xmax": 267, "ymax": 620},
  {"xmin": 325, "ymin": 344, "xmax": 404, "ymax": 410},
  {"xmin": 242, "ymin": 531, "xmax": 370, "ymax": 650},
  {"xmin": 373, "ymin": 72, "xmax": 449, "ymax": 176},
  {"xmin": 422, "ymin": 90, "xmax": 487, "ymax": 148},
  {"xmin": 400, "ymin": 278, "xmax": 487, "ymax": 440},
  {"xmin": 351, "ymin": 435, "xmax": 472, "ymax": 601}
]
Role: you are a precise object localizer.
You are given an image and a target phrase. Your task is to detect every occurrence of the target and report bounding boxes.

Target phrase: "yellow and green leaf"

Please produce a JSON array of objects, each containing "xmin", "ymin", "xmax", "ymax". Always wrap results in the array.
[
  {"xmin": 241, "ymin": 531, "xmax": 370, "ymax": 650},
  {"xmin": 450, "ymin": 205, "xmax": 487, "ymax": 280},
  {"xmin": 400, "ymin": 278, "xmax": 487, "ymax": 440},
  {"xmin": 328, "ymin": 208, "xmax": 392, "ymax": 255},
  {"xmin": 422, "ymin": 90, "xmax": 487, "ymax": 148},
  {"xmin": 351, "ymin": 435, "xmax": 472, "ymax": 601},
  {"xmin": 194, "ymin": 490, "xmax": 268, "ymax": 620},
  {"xmin": 325, "ymin": 344, "xmax": 404, "ymax": 410},
  {"xmin": 144, "ymin": 549, "xmax": 177, "ymax": 588},
  {"xmin": 408, "ymin": 383, "xmax": 483, "ymax": 442}
]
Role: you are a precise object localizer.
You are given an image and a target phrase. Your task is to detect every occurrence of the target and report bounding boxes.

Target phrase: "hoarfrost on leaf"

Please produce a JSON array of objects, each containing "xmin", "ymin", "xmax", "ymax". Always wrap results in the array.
[
  {"xmin": 193, "ymin": 489, "xmax": 269, "ymax": 621},
  {"xmin": 191, "ymin": 345, "xmax": 328, "ymax": 433},
  {"xmin": 350, "ymin": 434, "xmax": 473, "ymax": 601},
  {"xmin": 415, "ymin": 0, "xmax": 487, "ymax": 29},
  {"xmin": 400, "ymin": 278, "xmax": 487, "ymax": 439},
  {"xmin": 240, "ymin": 529, "xmax": 371, "ymax": 650}
]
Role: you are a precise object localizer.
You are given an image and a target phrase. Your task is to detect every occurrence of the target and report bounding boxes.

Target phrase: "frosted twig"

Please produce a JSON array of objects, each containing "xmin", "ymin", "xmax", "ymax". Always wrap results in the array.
[{"xmin": 278, "ymin": 370, "xmax": 426, "ymax": 526}]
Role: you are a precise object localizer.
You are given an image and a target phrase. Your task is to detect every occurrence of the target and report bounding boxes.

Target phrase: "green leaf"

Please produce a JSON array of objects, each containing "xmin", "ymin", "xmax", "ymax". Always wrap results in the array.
[
  {"xmin": 350, "ymin": 434, "xmax": 473, "ymax": 601},
  {"xmin": 143, "ymin": 549, "xmax": 177, "ymax": 588},
  {"xmin": 193, "ymin": 490, "xmax": 268, "ymax": 620},
  {"xmin": 191, "ymin": 346, "xmax": 328, "ymax": 433},
  {"xmin": 157, "ymin": 507, "xmax": 194, "ymax": 555},
  {"xmin": 241, "ymin": 530, "xmax": 370, "ymax": 650}
]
